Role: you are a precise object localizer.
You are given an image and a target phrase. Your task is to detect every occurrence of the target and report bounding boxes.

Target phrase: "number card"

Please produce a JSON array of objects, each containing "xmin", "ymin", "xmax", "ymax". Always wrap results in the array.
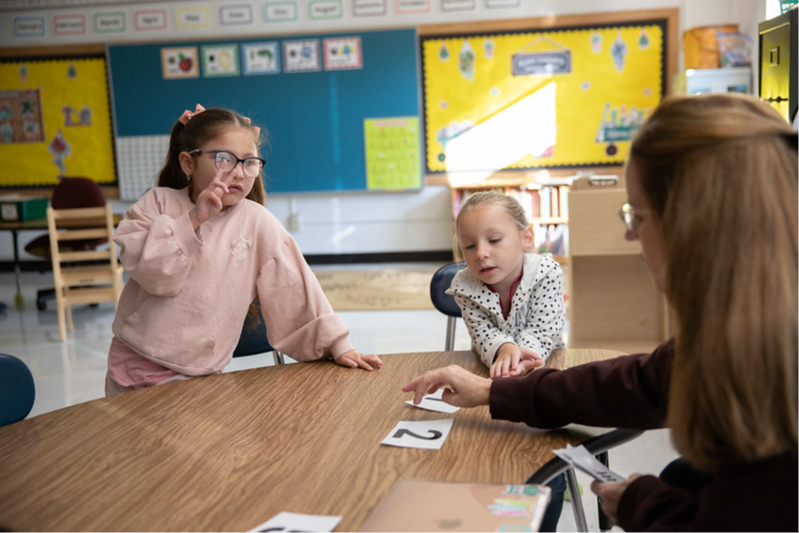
[
  {"xmin": 552, "ymin": 444, "xmax": 626, "ymax": 483},
  {"xmin": 381, "ymin": 419, "xmax": 454, "ymax": 450},
  {"xmin": 249, "ymin": 512, "xmax": 341, "ymax": 532},
  {"xmin": 405, "ymin": 388, "xmax": 460, "ymax": 414}
]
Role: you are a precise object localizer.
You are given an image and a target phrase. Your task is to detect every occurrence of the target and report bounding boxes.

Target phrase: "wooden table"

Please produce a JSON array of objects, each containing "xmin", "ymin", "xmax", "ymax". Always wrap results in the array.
[{"xmin": 0, "ymin": 349, "xmax": 623, "ymax": 532}]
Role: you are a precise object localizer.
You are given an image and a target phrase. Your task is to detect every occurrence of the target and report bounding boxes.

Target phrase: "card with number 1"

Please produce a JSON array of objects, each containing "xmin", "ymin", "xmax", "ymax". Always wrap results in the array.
[{"xmin": 405, "ymin": 388, "xmax": 461, "ymax": 414}]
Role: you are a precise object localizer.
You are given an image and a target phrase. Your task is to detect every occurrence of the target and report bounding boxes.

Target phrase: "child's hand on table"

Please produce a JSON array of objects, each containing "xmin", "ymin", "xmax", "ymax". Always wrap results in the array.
[
  {"xmin": 491, "ymin": 343, "xmax": 544, "ymax": 378},
  {"xmin": 334, "ymin": 350, "xmax": 383, "ymax": 371}
]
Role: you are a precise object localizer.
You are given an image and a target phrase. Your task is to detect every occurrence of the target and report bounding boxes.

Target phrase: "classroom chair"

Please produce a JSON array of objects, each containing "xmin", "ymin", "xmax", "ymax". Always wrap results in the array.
[
  {"xmin": 233, "ymin": 301, "xmax": 285, "ymax": 365},
  {"xmin": 46, "ymin": 203, "xmax": 124, "ymax": 342},
  {"xmin": 24, "ymin": 177, "xmax": 109, "ymax": 311},
  {"xmin": 429, "ymin": 262, "xmax": 465, "ymax": 350},
  {"xmin": 0, "ymin": 353, "xmax": 35, "ymax": 427},
  {"xmin": 526, "ymin": 428, "xmax": 645, "ymax": 532}
]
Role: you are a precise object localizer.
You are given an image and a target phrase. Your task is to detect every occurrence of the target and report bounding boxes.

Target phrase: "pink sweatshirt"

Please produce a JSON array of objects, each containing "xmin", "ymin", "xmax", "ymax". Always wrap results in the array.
[{"xmin": 110, "ymin": 187, "xmax": 354, "ymax": 378}]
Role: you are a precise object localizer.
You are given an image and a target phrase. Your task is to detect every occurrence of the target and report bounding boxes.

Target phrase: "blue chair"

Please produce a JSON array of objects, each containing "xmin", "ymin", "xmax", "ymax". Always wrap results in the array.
[
  {"xmin": 0, "ymin": 353, "xmax": 36, "ymax": 427},
  {"xmin": 233, "ymin": 302, "xmax": 284, "ymax": 365},
  {"xmin": 429, "ymin": 262, "xmax": 465, "ymax": 350}
]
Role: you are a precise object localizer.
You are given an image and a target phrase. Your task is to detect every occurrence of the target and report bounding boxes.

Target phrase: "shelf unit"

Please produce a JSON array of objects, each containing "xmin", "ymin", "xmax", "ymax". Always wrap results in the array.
[{"xmin": 567, "ymin": 177, "xmax": 670, "ymax": 354}]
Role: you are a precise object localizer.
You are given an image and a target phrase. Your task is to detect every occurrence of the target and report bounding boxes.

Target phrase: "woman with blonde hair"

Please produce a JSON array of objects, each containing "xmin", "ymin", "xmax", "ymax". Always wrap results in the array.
[{"xmin": 404, "ymin": 93, "xmax": 798, "ymax": 531}]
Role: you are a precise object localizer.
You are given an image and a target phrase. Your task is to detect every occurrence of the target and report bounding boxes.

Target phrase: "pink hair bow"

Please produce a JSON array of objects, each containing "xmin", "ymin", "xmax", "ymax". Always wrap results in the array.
[
  {"xmin": 244, "ymin": 116, "xmax": 261, "ymax": 137},
  {"xmin": 178, "ymin": 103, "xmax": 206, "ymax": 125}
]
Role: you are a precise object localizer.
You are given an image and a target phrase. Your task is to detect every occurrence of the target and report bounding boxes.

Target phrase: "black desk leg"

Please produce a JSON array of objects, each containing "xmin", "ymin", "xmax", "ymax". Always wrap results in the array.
[
  {"xmin": 596, "ymin": 450, "xmax": 612, "ymax": 531},
  {"xmin": 11, "ymin": 229, "xmax": 23, "ymax": 309}
]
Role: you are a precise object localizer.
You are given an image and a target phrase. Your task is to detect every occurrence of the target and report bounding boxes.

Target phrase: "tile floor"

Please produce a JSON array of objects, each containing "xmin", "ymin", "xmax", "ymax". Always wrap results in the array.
[{"xmin": 0, "ymin": 264, "xmax": 679, "ymax": 532}]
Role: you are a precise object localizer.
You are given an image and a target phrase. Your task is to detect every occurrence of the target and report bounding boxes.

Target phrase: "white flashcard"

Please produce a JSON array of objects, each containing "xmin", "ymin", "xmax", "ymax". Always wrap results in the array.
[
  {"xmin": 381, "ymin": 418, "xmax": 454, "ymax": 450},
  {"xmin": 552, "ymin": 444, "xmax": 626, "ymax": 483},
  {"xmin": 249, "ymin": 511, "xmax": 342, "ymax": 532},
  {"xmin": 405, "ymin": 388, "xmax": 461, "ymax": 414}
]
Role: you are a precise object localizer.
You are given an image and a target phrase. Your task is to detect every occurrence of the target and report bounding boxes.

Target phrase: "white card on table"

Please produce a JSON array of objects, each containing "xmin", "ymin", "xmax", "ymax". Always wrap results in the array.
[
  {"xmin": 552, "ymin": 444, "xmax": 626, "ymax": 483},
  {"xmin": 405, "ymin": 388, "xmax": 461, "ymax": 414},
  {"xmin": 249, "ymin": 511, "xmax": 342, "ymax": 532},
  {"xmin": 381, "ymin": 419, "xmax": 454, "ymax": 450}
]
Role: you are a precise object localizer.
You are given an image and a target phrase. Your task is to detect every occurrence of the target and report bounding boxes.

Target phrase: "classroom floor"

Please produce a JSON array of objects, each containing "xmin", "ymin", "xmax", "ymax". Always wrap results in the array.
[{"xmin": 0, "ymin": 264, "xmax": 679, "ymax": 532}]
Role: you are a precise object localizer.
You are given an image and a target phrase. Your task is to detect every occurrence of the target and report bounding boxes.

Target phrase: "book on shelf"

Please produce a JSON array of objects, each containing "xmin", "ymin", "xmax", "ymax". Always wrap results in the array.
[
  {"xmin": 539, "ymin": 188, "xmax": 551, "ymax": 219},
  {"xmin": 550, "ymin": 186, "xmax": 559, "ymax": 218},
  {"xmin": 535, "ymin": 223, "xmax": 569, "ymax": 257},
  {"xmin": 559, "ymin": 186, "xmax": 569, "ymax": 220},
  {"xmin": 451, "ymin": 185, "xmax": 569, "ymax": 226}
]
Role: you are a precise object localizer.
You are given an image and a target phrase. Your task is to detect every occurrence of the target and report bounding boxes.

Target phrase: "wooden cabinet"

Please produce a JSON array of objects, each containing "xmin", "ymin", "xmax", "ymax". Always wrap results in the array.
[{"xmin": 567, "ymin": 177, "xmax": 670, "ymax": 354}]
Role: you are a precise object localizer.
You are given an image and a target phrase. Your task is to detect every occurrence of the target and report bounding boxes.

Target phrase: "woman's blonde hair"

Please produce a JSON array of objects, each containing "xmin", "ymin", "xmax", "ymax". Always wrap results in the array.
[
  {"xmin": 453, "ymin": 191, "xmax": 529, "ymax": 258},
  {"xmin": 630, "ymin": 93, "xmax": 798, "ymax": 469}
]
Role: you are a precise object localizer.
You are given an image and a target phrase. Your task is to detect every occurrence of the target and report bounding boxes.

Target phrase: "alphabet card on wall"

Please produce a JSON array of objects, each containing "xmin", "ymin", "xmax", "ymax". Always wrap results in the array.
[
  {"xmin": 242, "ymin": 42, "xmax": 281, "ymax": 75},
  {"xmin": 381, "ymin": 419, "xmax": 454, "ymax": 449},
  {"xmin": 161, "ymin": 47, "xmax": 199, "ymax": 79},
  {"xmin": 323, "ymin": 36, "xmax": 362, "ymax": 70},
  {"xmin": 201, "ymin": 44, "xmax": 239, "ymax": 77},
  {"xmin": 282, "ymin": 39, "xmax": 321, "ymax": 72}
]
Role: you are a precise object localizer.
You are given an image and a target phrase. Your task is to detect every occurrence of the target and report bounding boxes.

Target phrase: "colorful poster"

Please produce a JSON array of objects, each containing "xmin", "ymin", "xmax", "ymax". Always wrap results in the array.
[
  {"xmin": 283, "ymin": 40, "xmax": 321, "ymax": 73},
  {"xmin": 0, "ymin": 90, "xmax": 44, "ymax": 144},
  {"xmin": 242, "ymin": 42, "xmax": 281, "ymax": 75},
  {"xmin": 323, "ymin": 37, "xmax": 363, "ymax": 70},
  {"xmin": 364, "ymin": 117, "xmax": 421, "ymax": 190},
  {"xmin": 421, "ymin": 24, "xmax": 664, "ymax": 172},
  {"xmin": 201, "ymin": 44, "xmax": 240, "ymax": 77},
  {"xmin": 161, "ymin": 47, "xmax": 199, "ymax": 79}
]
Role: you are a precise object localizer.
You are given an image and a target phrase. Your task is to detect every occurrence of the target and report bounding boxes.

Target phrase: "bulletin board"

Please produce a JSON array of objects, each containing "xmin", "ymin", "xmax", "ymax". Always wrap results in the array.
[
  {"xmin": 0, "ymin": 56, "xmax": 116, "ymax": 188},
  {"xmin": 107, "ymin": 28, "xmax": 420, "ymax": 194},
  {"xmin": 421, "ymin": 18, "xmax": 668, "ymax": 174}
]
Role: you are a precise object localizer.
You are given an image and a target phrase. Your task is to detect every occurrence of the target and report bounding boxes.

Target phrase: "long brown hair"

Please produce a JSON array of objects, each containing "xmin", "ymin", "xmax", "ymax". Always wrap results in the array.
[
  {"xmin": 158, "ymin": 107, "xmax": 267, "ymax": 205},
  {"xmin": 630, "ymin": 93, "xmax": 798, "ymax": 469}
]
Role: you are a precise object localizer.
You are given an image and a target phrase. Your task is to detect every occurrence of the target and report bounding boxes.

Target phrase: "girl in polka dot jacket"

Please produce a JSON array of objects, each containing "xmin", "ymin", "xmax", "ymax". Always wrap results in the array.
[{"xmin": 447, "ymin": 191, "xmax": 566, "ymax": 378}]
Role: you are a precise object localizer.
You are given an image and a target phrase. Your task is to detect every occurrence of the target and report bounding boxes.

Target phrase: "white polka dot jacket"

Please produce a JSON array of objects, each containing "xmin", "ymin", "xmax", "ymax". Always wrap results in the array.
[{"xmin": 446, "ymin": 253, "xmax": 566, "ymax": 368}]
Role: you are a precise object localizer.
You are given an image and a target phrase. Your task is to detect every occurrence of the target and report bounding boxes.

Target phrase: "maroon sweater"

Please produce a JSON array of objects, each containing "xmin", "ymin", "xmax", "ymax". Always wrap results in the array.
[{"xmin": 489, "ymin": 341, "xmax": 798, "ymax": 532}]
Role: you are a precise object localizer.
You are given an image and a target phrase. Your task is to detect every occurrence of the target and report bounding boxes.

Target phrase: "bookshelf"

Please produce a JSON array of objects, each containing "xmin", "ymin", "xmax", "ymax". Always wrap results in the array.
[{"xmin": 567, "ymin": 177, "xmax": 670, "ymax": 354}]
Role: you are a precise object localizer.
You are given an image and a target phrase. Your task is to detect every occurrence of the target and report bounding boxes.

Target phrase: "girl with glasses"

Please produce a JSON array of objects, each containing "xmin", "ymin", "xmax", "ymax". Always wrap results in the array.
[
  {"xmin": 105, "ymin": 105, "xmax": 382, "ymax": 395},
  {"xmin": 404, "ymin": 93, "xmax": 798, "ymax": 531}
]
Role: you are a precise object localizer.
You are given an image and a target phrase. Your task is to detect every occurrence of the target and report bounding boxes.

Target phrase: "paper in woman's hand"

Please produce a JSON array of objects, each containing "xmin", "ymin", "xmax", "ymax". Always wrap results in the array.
[{"xmin": 552, "ymin": 444, "xmax": 627, "ymax": 483}]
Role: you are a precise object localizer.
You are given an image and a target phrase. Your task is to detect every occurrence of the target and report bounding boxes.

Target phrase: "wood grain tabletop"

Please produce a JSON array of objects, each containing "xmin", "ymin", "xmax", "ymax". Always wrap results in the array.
[{"xmin": 0, "ymin": 348, "xmax": 624, "ymax": 532}]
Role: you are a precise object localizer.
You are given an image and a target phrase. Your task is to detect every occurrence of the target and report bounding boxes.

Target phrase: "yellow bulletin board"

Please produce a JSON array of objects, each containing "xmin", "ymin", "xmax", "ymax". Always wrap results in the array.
[
  {"xmin": 0, "ymin": 57, "xmax": 115, "ymax": 188},
  {"xmin": 421, "ymin": 20, "xmax": 667, "ymax": 173}
]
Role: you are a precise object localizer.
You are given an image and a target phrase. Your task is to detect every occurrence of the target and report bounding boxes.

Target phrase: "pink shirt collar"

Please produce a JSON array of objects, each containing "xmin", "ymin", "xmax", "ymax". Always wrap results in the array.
[{"xmin": 488, "ymin": 271, "xmax": 523, "ymax": 319}]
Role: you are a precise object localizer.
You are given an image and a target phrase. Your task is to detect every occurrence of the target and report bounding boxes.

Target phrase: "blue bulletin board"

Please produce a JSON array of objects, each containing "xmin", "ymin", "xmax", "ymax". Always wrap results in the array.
[{"xmin": 107, "ymin": 28, "xmax": 420, "ymax": 194}]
